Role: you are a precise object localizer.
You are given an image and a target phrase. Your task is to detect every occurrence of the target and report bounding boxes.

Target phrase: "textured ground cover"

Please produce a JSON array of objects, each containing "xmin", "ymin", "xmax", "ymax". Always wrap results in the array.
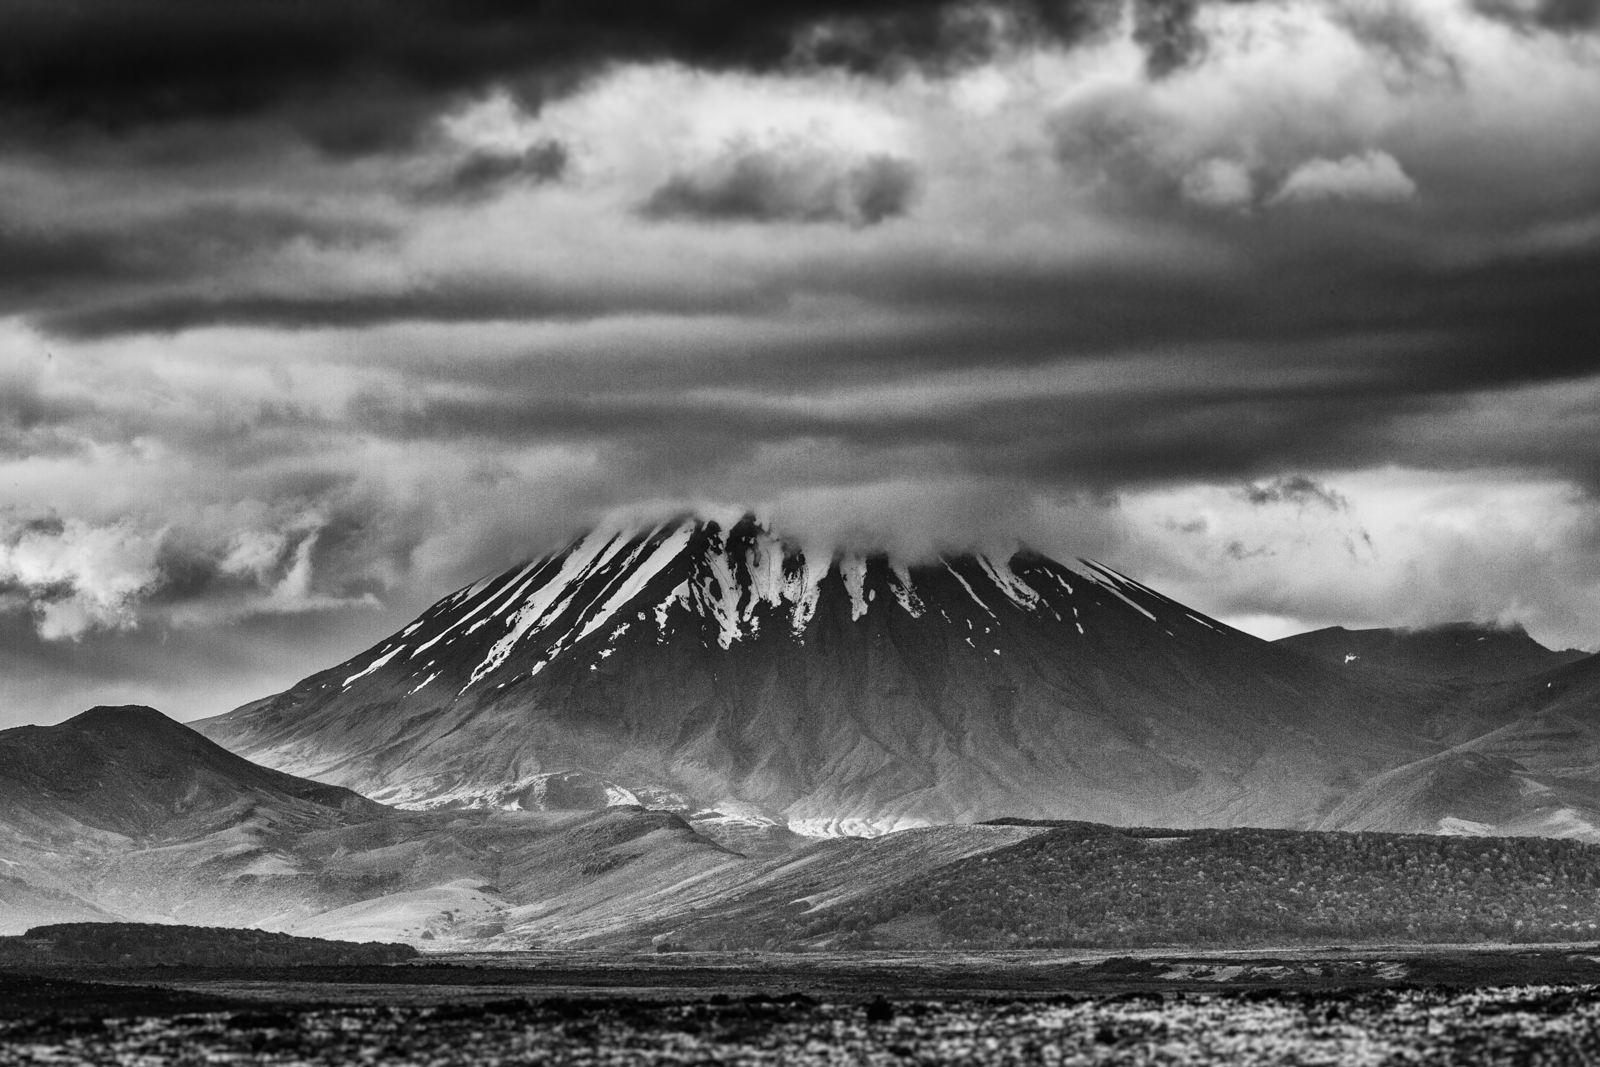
[
  {"xmin": 771, "ymin": 823, "xmax": 1600, "ymax": 949},
  {"xmin": 3, "ymin": 986, "xmax": 1600, "ymax": 1066}
]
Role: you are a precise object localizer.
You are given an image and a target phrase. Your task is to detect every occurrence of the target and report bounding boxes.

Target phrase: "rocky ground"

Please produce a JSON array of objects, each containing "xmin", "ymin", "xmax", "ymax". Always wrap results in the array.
[{"xmin": 4, "ymin": 986, "xmax": 1600, "ymax": 1065}]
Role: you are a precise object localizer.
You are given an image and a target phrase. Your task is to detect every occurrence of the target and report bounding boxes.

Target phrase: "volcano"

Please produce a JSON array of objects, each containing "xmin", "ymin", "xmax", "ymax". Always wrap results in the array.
[{"xmin": 197, "ymin": 515, "xmax": 1436, "ymax": 836}]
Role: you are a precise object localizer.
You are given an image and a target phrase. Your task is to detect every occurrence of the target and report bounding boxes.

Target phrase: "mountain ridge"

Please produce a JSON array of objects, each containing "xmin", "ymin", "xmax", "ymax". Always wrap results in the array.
[{"xmin": 1276, "ymin": 622, "xmax": 1587, "ymax": 686}]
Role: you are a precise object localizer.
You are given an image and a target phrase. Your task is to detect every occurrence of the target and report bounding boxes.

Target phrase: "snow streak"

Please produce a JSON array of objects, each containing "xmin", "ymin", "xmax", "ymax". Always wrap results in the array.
[
  {"xmin": 977, "ymin": 555, "xmax": 1043, "ymax": 611},
  {"xmin": 944, "ymin": 561, "xmax": 998, "ymax": 619},
  {"xmin": 410, "ymin": 559, "xmax": 542, "ymax": 660},
  {"xmin": 466, "ymin": 530, "xmax": 631, "ymax": 688},
  {"xmin": 1079, "ymin": 562, "xmax": 1158, "ymax": 622},
  {"xmin": 343, "ymin": 646, "xmax": 401, "ymax": 689}
]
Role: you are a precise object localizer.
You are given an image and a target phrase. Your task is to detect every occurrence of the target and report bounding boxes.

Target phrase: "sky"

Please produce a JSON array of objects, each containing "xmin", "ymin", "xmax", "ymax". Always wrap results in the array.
[{"xmin": 3, "ymin": 0, "xmax": 1600, "ymax": 727}]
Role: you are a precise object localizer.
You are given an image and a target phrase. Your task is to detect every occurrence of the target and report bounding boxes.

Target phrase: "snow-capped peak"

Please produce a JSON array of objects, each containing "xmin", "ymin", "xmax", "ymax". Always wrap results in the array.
[{"xmin": 316, "ymin": 514, "xmax": 1201, "ymax": 700}]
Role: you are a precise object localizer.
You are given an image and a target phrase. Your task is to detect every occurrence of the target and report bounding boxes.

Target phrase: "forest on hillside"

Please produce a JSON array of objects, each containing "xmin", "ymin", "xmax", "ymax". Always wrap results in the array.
[
  {"xmin": 0, "ymin": 923, "xmax": 416, "ymax": 968},
  {"xmin": 784, "ymin": 823, "xmax": 1600, "ymax": 949}
]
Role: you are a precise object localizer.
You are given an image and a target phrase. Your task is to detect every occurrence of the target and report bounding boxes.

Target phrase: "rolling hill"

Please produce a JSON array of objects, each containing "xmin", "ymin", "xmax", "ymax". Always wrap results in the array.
[{"xmin": 0, "ymin": 707, "xmax": 743, "ymax": 940}]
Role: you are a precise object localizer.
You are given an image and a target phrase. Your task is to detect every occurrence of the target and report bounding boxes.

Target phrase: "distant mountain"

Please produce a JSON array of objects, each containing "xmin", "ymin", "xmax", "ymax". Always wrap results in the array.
[
  {"xmin": 1276, "ymin": 622, "xmax": 1587, "ymax": 685},
  {"xmin": 1322, "ymin": 652, "xmax": 1600, "ymax": 839},
  {"xmin": 197, "ymin": 514, "xmax": 1437, "ymax": 837}
]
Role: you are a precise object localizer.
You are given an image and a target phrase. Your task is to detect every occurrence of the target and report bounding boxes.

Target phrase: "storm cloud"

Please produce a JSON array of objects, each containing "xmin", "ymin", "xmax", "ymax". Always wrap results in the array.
[
  {"xmin": 0, "ymin": 0, "xmax": 1129, "ymax": 154},
  {"xmin": 3, "ymin": 0, "xmax": 1600, "ymax": 724}
]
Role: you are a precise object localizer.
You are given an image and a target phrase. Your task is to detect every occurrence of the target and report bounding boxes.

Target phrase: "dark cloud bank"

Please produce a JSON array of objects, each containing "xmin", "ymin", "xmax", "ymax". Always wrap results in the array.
[
  {"xmin": 2, "ymin": 0, "xmax": 1588, "ymax": 153},
  {"xmin": 0, "ymin": 0, "xmax": 1165, "ymax": 152}
]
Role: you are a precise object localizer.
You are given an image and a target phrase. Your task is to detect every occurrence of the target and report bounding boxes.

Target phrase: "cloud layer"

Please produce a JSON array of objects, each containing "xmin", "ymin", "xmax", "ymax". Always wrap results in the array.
[{"xmin": 3, "ymin": 0, "xmax": 1600, "ymax": 723}]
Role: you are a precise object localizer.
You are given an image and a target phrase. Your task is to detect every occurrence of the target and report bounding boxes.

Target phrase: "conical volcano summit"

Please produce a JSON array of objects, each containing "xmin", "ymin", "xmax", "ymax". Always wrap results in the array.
[{"xmin": 197, "ymin": 514, "xmax": 1434, "ymax": 837}]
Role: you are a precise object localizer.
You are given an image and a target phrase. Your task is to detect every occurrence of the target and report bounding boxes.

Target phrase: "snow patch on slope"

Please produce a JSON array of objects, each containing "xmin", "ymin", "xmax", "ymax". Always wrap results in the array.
[
  {"xmin": 343, "ymin": 647, "xmax": 401, "ymax": 690},
  {"xmin": 381, "ymin": 771, "xmax": 643, "ymax": 814},
  {"xmin": 977, "ymin": 555, "xmax": 1042, "ymax": 612},
  {"xmin": 744, "ymin": 530, "xmax": 788, "ymax": 609},
  {"xmin": 889, "ymin": 561, "xmax": 925, "ymax": 617},
  {"xmin": 655, "ymin": 581, "xmax": 691, "ymax": 636},
  {"xmin": 782, "ymin": 555, "xmax": 829, "ymax": 635},
  {"xmin": 698, "ymin": 528, "xmax": 747, "ymax": 649},
  {"xmin": 841, "ymin": 555, "xmax": 870, "ymax": 621}
]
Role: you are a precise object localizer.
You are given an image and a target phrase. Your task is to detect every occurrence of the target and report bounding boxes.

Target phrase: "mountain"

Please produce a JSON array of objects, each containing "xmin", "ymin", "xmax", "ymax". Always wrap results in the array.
[
  {"xmin": 0, "ymin": 705, "xmax": 383, "ymax": 933},
  {"xmin": 0, "ymin": 705, "xmax": 742, "ymax": 940},
  {"xmin": 197, "ymin": 514, "xmax": 1438, "ymax": 837},
  {"xmin": 1322, "ymin": 652, "xmax": 1600, "ymax": 840},
  {"xmin": 1276, "ymin": 622, "xmax": 1587, "ymax": 685},
  {"xmin": 0, "ymin": 704, "xmax": 384, "ymax": 842}
]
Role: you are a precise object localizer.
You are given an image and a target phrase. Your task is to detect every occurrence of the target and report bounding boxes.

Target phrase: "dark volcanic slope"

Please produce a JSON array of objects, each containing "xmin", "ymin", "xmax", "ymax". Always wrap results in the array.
[
  {"xmin": 199, "ymin": 515, "xmax": 1436, "ymax": 835},
  {"xmin": 1277, "ymin": 623, "xmax": 1587, "ymax": 685}
]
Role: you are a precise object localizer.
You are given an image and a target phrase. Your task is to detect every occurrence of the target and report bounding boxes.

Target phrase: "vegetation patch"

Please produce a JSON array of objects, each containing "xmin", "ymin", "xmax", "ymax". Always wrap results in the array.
[
  {"xmin": 5, "ymin": 986, "xmax": 1600, "ymax": 1066},
  {"xmin": 0, "ymin": 923, "xmax": 416, "ymax": 969},
  {"xmin": 791, "ymin": 823, "xmax": 1600, "ymax": 948}
]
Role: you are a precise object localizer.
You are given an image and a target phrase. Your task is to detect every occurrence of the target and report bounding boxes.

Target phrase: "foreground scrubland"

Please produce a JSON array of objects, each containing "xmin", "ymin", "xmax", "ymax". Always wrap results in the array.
[{"xmin": 3, "ymin": 986, "xmax": 1599, "ymax": 1066}]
